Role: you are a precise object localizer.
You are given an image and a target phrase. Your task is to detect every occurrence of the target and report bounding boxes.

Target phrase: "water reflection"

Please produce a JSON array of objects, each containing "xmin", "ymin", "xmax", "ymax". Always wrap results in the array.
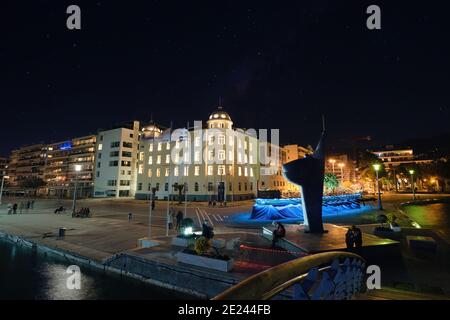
[
  {"xmin": 404, "ymin": 203, "xmax": 450, "ymax": 229},
  {"xmin": 0, "ymin": 241, "xmax": 188, "ymax": 300}
]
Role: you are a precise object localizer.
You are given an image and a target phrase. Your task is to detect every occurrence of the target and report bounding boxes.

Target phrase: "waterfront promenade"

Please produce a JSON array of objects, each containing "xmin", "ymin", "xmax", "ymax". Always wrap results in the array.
[{"xmin": 1, "ymin": 193, "xmax": 450, "ymax": 298}]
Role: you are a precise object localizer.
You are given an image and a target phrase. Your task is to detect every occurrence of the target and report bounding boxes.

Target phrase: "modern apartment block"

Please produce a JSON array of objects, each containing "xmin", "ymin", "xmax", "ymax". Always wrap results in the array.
[
  {"xmin": 43, "ymin": 135, "xmax": 96, "ymax": 198},
  {"xmin": 7, "ymin": 144, "xmax": 47, "ymax": 187},
  {"xmin": 93, "ymin": 121, "xmax": 140, "ymax": 198},
  {"xmin": 371, "ymin": 146, "xmax": 433, "ymax": 170}
]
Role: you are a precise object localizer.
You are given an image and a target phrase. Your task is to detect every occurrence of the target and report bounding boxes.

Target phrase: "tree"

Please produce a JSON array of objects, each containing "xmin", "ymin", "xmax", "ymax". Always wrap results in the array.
[
  {"xmin": 18, "ymin": 177, "xmax": 46, "ymax": 189},
  {"xmin": 172, "ymin": 182, "xmax": 185, "ymax": 204},
  {"xmin": 324, "ymin": 173, "xmax": 339, "ymax": 194}
]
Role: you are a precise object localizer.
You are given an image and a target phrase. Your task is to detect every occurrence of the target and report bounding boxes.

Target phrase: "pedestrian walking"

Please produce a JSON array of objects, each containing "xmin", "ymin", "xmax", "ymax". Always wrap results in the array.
[
  {"xmin": 128, "ymin": 212, "xmax": 133, "ymax": 222},
  {"xmin": 167, "ymin": 210, "xmax": 174, "ymax": 230}
]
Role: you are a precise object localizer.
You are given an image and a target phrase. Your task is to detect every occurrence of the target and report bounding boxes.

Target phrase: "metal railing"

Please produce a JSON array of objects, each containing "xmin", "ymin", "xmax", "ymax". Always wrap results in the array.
[{"xmin": 213, "ymin": 251, "xmax": 366, "ymax": 300}]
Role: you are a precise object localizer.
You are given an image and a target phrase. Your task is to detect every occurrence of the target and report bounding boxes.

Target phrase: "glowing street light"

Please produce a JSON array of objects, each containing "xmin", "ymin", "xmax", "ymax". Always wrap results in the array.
[
  {"xmin": 328, "ymin": 159, "xmax": 336, "ymax": 174},
  {"xmin": 409, "ymin": 169, "xmax": 416, "ymax": 200},
  {"xmin": 373, "ymin": 163, "xmax": 383, "ymax": 210},
  {"xmin": 72, "ymin": 164, "xmax": 82, "ymax": 213}
]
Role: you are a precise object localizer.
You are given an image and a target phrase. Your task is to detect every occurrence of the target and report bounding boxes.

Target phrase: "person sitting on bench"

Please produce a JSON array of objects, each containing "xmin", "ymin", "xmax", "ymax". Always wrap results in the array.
[{"xmin": 272, "ymin": 221, "xmax": 286, "ymax": 247}]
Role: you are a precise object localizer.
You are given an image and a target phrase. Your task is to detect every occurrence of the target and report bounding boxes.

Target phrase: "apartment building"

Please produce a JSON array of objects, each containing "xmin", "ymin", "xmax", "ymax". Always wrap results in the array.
[{"xmin": 93, "ymin": 121, "xmax": 140, "ymax": 198}]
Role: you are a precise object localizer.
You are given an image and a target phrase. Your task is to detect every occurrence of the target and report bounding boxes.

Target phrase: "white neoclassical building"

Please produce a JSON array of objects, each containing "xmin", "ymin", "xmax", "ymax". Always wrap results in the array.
[{"xmin": 135, "ymin": 107, "xmax": 262, "ymax": 201}]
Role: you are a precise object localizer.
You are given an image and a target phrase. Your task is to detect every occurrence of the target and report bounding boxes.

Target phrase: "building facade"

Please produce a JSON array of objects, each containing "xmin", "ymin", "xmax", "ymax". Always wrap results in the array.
[
  {"xmin": 43, "ymin": 135, "xmax": 96, "ymax": 198},
  {"xmin": 135, "ymin": 108, "xmax": 260, "ymax": 201},
  {"xmin": 93, "ymin": 121, "xmax": 140, "ymax": 198}
]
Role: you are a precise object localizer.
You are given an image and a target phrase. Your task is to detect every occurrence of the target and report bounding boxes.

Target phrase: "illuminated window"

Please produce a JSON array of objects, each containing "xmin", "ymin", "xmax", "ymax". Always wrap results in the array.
[
  {"xmin": 147, "ymin": 169, "xmax": 152, "ymax": 177},
  {"xmin": 184, "ymin": 152, "xmax": 190, "ymax": 163},
  {"xmin": 174, "ymin": 153, "xmax": 180, "ymax": 163},
  {"xmin": 194, "ymin": 136, "xmax": 201, "ymax": 147},
  {"xmin": 139, "ymin": 152, "xmax": 144, "ymax": 161},
  {"xmin": 166, "ymin": 142, "xmax": 170, "ymax": 150},
  {"xmin": 184, "ymin": 166, "xmax": 189, "ymax": 176},
  {"xmin": 194, "ymin": 166, "xmax": 200, "ymax": 176},
  {"xmin": 218, "ymin": 135, "xmax": 225, "ymax": 145},
  {"xmin": 238, "ymin": 166, "xmax": 242, "ymax": 176},
  {"xmin": 244, "ymin": 167, "xmax": 248, "ymax": 177},
  {"xmin": 138, "ymin": 164, "xmax": 143, "ymax": 174},
  {"xmin": 149, "ymin": 144, "xmax": 153, "ymax": 152},
  {"xmin": 244, "ymin": 154, "xmax": 248, "ymax": 164},
  {"xmin": 157, "ymin": 155, "xmax": 161, "ymax": 164},
  {"xmin": 237, "ymin": 152, "xmax": 242, "ymax": 163},
  {"xmin": 148, "ymin": 156, "xmax": 153, "ymax": 165},
  {"xmin": 207, "ymin": 165, "xmax": 213, "ymax": 176},
  {"xmin": 165, "ymin": 167, "xmax": 170, "ymax": 177},
  {"xmin": 208, "ymin": 135, "xmax": 214, "ymax": 145},
  {"xmin": 157, "ymin": 142, "xmax": 162, "ymax": 151},
  {"xmin": 218, "ymin": 150, "xmax": 225, "ymax": 161},
  {"xmin": 174, "ymin": 167, "xmax": 179, "ymax": 176},
  {"xmin": 165, "ymin": 154, "xmax": 170, "ymax": 164},
  {"xmin": 98, "ymin": 144, "xmax": 103, "ymax": 151},
  {"xmin": 156, "ymin": 168, "xmax": 161, "ymax": 177},
  {"xmin": 194, "ymin": 151, "xmax": 200, "ymax": 162},
  {"xmin": 208, "ymin": 150, "xmax": 214, "ymax": 161},
  {"xmin": 228, "ymin": 165, "xmax": 233, "ymax": 175},
  {"xmin": 250, "ymin": 167, "xmax": 254, "ymax": 177},
  {"xmin": 228, "ymin": 150, "xmax": 233, "ymax": 161},
  {"xmin": 218, "ymin": 165, "xmax": 225, "ymax": 176},
  {"xmin": 244, "ymin": 140, "xmax": 248, "ymax": 150}
]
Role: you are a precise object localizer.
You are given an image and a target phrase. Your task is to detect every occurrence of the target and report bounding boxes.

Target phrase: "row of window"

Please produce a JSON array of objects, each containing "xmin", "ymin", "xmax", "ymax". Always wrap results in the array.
[
  {"xmin": 148, "ymin": 136, "xmax": 252, "ymax": 152},
  {"xmin": 141, "ymin": 151, "xmax": 253, "ymax": 165},
  {"xmin": 138, "ymin": 165, "xmax": 255, "ymax": 177},
  {"xmin": 107, "ymin": 180, "xmax": 131, "ymax": 186},
  {"xmin": 97, "ymin": 141, "xmax": 134, "ymax": 151},
  {"xmin": 137, "ymin": 181, "xmax": 254, "ymax": 192}
]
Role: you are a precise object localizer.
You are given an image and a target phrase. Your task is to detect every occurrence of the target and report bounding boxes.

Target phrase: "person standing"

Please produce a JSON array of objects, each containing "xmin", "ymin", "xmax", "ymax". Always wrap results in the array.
[
  {"xmin": 353, "ymin": 225, "xmax": 363, "ymax": 248},
  {"xmin": 128, "ymin": 212, "xmax": 133, "ymax": 222},
  {"xmin": 176, "ymin": 210, "xmax": 183, "ymax": 230},
  {"xmin": 345, "ymin": 227, "xmax": 354, "ymax": 249}
]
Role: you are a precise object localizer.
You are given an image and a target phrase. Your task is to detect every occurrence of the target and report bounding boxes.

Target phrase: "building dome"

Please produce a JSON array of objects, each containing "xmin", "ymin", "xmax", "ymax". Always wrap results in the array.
[
  {"xmin": 141, "ymin": 122, "xmax": 163, "ymax": 139},
  {"xmin": 207, "ymin": 106, "xmax": 233, "ymax": 129},
  {"xmin": 208, "ymin": 106, "xmax": 232, "ymax": 122}
]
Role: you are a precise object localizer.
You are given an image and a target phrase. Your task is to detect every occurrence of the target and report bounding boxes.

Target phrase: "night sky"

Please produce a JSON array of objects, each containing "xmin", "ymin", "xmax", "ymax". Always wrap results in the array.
[{"xmin": 1, "ymin": 1, "xmax": 449, "ymax": 156}]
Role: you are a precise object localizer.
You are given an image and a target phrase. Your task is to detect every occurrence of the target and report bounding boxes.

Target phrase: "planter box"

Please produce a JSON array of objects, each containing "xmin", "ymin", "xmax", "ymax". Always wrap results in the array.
[
  {"xmin": 171, "ymin": 236, "xmax": 196, "ymax": 248},
  {"xmin": 176, "ymin": 252, "xmax": 234, "ymax": 272}
]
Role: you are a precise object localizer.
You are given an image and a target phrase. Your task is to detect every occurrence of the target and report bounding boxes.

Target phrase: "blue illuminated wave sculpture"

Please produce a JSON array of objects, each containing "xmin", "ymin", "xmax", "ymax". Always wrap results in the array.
[{"xmin": 250, "ymin": 194, "xmax": 363, "ymax": 221}]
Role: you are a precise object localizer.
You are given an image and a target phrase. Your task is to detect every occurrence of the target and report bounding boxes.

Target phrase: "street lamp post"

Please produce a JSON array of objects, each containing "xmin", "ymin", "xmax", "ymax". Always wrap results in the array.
[
  {"xmin": 373, "ymin": 164, "xmax": 383, "ymax": 210},
  {"xmin": 328, "ymin": 159, "xmax": 336, "ymax": 174},
  {"xmin": 409, "ymin": 169, "xmax": 416, "ymax": 200},
  {"xmin": 0, "ymin": 167, "xmax": 7, "ymax": 206},
  {"xmin": 72, "ymin": 164, "xmax": 82, "ymax": 213},
  {"xmin": 338, "ymin": 162, "xmax": 345, "ymax": 184}
]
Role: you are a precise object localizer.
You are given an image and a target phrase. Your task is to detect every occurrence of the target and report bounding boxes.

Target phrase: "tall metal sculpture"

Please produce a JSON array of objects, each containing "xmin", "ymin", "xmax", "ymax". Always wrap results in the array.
[{"xmin": 282, "ymin": 120, "xmax": 326, "ymax": 233}]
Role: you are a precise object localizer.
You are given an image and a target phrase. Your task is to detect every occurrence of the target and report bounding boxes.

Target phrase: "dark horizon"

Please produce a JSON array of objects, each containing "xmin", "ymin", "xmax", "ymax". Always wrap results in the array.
[{"xmin": 2, "ymin": 0, "xmax": 449, "ymax": 156}]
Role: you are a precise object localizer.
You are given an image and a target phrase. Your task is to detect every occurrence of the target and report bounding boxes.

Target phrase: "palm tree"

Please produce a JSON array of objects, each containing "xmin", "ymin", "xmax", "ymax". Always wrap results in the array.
[
  {"xmin": 172, "ymin": 183, "xmax": 185, "ymax": 204},
  {"xmin": 324, "ymin": 173, "xmax": 339, "ymax": 194}
]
